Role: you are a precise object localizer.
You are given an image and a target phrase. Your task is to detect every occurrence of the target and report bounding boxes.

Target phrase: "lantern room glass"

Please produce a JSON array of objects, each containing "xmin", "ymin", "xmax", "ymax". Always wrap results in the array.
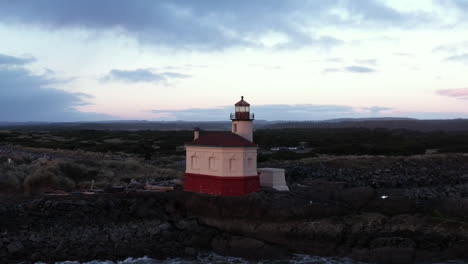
[{"xmin": 236, "ymin": 106, "xmax": 249, "ymax": 112}]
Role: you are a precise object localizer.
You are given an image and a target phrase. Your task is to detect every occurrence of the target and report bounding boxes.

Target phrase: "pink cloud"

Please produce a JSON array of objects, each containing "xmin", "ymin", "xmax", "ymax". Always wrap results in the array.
[{"xmin": 437, "ymin": 88, "xmax": 468, "ymax": 99}]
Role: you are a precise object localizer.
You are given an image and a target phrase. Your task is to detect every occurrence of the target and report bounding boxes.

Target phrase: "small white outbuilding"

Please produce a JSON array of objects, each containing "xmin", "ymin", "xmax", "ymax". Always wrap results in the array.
[{"xmin": 258, "ymin": 168, "xmax": 289, "ymax": 191}]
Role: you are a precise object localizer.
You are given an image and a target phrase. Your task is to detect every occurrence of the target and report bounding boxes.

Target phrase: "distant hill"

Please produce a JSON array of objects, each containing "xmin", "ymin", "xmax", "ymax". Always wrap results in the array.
[
  {"xmin": 0, "ymin": 121, "xmax": 231, "ymax": 131},
  {"xmin": 318, "ymin": 117, "xmax": 416, "ymax": 123},
  {"xmin": 263, "ymin": 118, "xmax": 468, "ymax": 132},
  {"xmin": 2, "ymin": 118, "xmax": 468, "ymax": 132}
]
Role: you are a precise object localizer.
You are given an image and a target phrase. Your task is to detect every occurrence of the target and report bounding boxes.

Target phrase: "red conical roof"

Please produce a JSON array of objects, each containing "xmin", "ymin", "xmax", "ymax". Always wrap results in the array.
[{"xmin": 235, "ymin": 96, "xmax": 250, "ymax": 106}]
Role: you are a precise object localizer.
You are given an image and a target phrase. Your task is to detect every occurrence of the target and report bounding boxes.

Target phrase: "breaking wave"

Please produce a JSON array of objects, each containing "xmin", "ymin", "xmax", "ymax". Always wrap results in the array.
[
  {"xmin": 35, "ymin": 253, "xmax": 468, "ymax": 264},
  {"xmin": 36, "ymin": 253, "xmax": 365, "ymax": 264}
]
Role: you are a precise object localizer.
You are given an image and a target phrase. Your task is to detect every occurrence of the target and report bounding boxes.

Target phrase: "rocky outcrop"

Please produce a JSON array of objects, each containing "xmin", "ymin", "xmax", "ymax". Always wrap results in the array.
[
  {"xmin": 175, "ymin": 189, "xmax": 468, "ymax": 264},
  {"xmin": 0, "ymin": 193, "xmax": 217, "ymax": 263},
  {"xmin": 1, "ymin": 188, "xmax": 468, "ymax": 264}
]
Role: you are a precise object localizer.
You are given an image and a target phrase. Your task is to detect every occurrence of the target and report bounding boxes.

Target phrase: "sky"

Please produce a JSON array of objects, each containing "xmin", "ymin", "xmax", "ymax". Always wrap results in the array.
[{"xmin": 1, "ymin": 0, "xmax": 468, "ymax": 122}]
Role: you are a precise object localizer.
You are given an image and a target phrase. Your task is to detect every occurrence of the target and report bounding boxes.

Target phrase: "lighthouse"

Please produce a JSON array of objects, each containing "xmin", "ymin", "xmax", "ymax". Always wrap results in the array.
[
  {"xmin": 231, "ymin": 96, "xmax": 254, "ymax": 141},
  {"xmin": 184, "ymin": 96, "xmax": 260, "ymax": 195}
]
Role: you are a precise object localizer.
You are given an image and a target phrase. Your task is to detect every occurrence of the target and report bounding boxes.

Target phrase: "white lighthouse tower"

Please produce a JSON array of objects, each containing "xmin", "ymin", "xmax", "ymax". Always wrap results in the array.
[
  {"xmin": 231, "ymin": 96, "xmax": 254, "ymax": 141},
  {"xmin": 184, "ymin": 96, "xmax": 259, "ymax": 195}
]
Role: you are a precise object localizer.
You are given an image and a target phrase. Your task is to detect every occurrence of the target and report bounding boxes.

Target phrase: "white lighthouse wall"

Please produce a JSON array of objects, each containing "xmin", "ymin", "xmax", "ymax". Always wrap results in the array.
[
  {"xmin": 186, "ymin": 146, "xmax": 257, "ymax": 177},
  {"xmin": 232, "ymin": 121, "xmax": 253, "ymax": 142}
]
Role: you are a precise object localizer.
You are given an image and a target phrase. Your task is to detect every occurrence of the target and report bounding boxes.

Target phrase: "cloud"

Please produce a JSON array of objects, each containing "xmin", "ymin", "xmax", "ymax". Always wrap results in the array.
[
  {"xmin": 355, "ymin": 59, "xmax": 377, "ymax": 66},
  {"xmin": 363, "ymin": 106, "xmax": 392, "ymax": 114},
  {"xmin": 437, "ymin": 88, "xmax": 468, "ymax": 99},
  {"xmin": 0, "ymin": 0, "xmax": 434, "ymax": 50},
  {"xmin": 149, "ymin": 104, "xmax": 394, "ymax": 121},
  {"xmin": 161, "ymin": 72, "xmax": 191, "ymax": 79},
  {"xmin": 345, "ymin": 66, "xmax": 376, "ymax": 73},
  {"xmin": 101, "ymin": 69, "xmax": 190, "ymax": 83},
  {"xmin": 344, "ymin": 1, "xmax": 415, "ymax": 24},
  {"xmin": 0, "ymin": 64, "xmax": 114, "ymax": 122},
  {"xmin": 323, "ymin": 68, "xmax": 341, "ymax": 73},
  {"xmin": 323, "ymin": 65, "xmax": 377, "ymax": 73},
  {"xmin": 393, "ymin": 52, "xmax": 413, "ymax": 57},
  {"xmin": 442, "ymin": 0, "xmax": 468, "ymax": 12},
  {"xmin": 326, "ymin": 58, "xmax": 345, "ymax": 63},
  {"xmin": 248, "ymin": 64, "xmax": 283, "ymax": 70},
  {"xmin": 0, "ymin": 53, "xmax": 36, "ymax": 65},
  {"xmin": 444, "ymin": 53, "xmax": 468, "ymax": 64}
]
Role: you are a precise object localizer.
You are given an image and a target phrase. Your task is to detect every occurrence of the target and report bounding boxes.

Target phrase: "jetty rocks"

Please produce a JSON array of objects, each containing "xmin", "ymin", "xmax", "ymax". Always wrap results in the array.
[{"xmin": 1, "ymin": 188, "xmax": 468, "ymax": 264}]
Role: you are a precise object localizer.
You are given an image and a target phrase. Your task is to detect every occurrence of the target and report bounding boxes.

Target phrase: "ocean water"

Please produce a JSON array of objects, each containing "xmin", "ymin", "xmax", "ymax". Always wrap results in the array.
[{"xmin": 34, "ymin": 253, "xmax": 468, "ymax": 264}]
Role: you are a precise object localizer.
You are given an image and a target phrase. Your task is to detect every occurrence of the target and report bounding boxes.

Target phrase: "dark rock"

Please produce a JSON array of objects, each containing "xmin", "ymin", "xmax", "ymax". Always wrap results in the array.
[
  {"xmin": 1, "ymin": 185, "xmax": 468, "ymax": 263},
  {"xmin": 212, "ymin": 235, "xmax": 290, "ymax": 259},
  {"xmin": 176, "ymin": 219, "xmax": 198, "ymax": 230},
  {"xmin": 159, "ymin": 222, "xmax": 171, "ymax": 231},
  {"xmin": 370, "ymin": 247, "xmax": 414, "ymax": 264},
  {"xmin": 184, "ymin": 247, "xmax": 197, "ymax": 256},
  {"xmin": 334, "ymin": 186, "xmax": 376, "ymax": 209},
  {"xmin": 28, "ymin": 234, "xmax": 41, "ymax": 242},
  {"xmin": 31, "ymin": 252, "xmax": 42, "ymax": 262},
  {"xmin": 365, "ymin": 196, "xmax": 415, "ymax": 215},
  {"xmin": 351, "ymin": 247, "xmax": 415, "ymax": 264},
  {"xmin": 7, "ymin": 241, "xmax": 23, "ymax": 254},
  {"xmin": 370, "ymin": 237, "xmax": 415, "ymax": 248}
]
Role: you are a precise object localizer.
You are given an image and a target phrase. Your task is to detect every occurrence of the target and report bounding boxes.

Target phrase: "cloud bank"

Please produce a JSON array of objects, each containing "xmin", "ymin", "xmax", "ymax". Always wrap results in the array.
[
  {"xmin": 0, "ymin": 54, "xmax": 114, "ymax": 122},
  {"xmin": 323, "ymin": 65, "xmax": 377, "ymax": 74},
  {"xmin": 0, "ymin": 53, "xmax": 36, "ymax": 65},
  {"xmin": 437, "ymin": 88, "xmax": 468, "ymax": 100},
  {"xmin": 444, "ymin": 53, "xmax": 468, "ymax": 64},
  {"xmin": 100, "ymin": 69, "xmax": 190, "ymax": 83},
  {"xmin": 0, "ymin": 0, "xmax": 439, "ymax": 50}
]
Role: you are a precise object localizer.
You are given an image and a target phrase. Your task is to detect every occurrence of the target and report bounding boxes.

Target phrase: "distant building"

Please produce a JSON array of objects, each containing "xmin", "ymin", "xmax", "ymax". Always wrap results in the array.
[{"xmin": 184, "ymin": 96, "xmax": 260, "ymax": 195}]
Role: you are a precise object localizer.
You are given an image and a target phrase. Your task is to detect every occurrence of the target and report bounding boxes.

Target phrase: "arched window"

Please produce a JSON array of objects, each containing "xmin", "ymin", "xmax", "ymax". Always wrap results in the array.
[
  {"xmin": 229, "ymin": 158, "xmax": 236, "ymax": 171},
  {"xmin": 209, "ymin": 157, "xmax": 216, "ymax": 169},
  {"xmin": 191, "ymin": 156, "xmax": 198, "ymax": 169},
  {"xmin": 247, "ymin": 158, "xmax": 254, "ymax": 169}
]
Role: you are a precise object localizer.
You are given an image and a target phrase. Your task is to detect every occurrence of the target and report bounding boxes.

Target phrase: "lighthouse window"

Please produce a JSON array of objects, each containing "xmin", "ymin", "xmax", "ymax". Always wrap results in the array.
[
  {"xmin": 191, "ymin": 156, "xmax": 198, "ymax": 169},
  {"xmin": 247, "ymin": 158, "xmax": 253, "ymax": 169},
  {"xmin": 229, "ymin": 158, "xmax": 236, "ymax": 171},
  {"xmin": 236, "ymin": 106, "xmax": 240, "ymax": 112},
  {"xmin": 209, "ymin": 157, "xmax": 216, "ymax": 169}
]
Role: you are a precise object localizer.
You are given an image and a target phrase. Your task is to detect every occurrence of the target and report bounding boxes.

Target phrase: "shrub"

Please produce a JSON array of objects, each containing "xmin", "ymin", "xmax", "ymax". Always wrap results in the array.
[
  {"xmin": 59, "ymin": 161, "xmax": 89, "ymax": 182},
  {"xmin": 0, "ymin": 163, "xmax": 30, "ymax": 192},
  {"xmin": 23, "ymin": 160, "xmax": 76, "ymax": 194}
]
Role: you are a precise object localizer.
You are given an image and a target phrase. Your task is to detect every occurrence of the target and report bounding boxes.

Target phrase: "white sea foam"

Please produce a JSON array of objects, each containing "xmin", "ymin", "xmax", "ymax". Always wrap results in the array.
[{"xmin": 34, "ymin": 253, "xmax": 468, "ymax": 264}]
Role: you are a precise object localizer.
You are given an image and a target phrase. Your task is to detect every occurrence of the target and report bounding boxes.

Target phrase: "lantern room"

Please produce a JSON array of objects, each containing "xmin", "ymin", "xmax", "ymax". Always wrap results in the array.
[{"xmin": 231, "ymin": 96, "xmax": 254, "ymax": 121}]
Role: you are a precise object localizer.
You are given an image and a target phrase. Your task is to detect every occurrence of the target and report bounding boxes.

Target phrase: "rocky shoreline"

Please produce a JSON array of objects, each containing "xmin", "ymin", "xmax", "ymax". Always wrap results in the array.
[{"xmin": 1, "ymin": 186, "xmax": 468, "ymax": 264}]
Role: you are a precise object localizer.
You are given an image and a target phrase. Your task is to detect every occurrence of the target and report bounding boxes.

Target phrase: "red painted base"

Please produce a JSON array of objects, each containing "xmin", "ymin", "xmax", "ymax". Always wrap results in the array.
[{"xmin": 184, "ymin": 173, "xmax": 260, "ymax": 196}]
